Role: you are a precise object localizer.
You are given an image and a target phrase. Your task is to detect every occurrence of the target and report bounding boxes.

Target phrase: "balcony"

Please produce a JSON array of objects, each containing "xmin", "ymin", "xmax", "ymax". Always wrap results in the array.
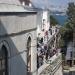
[{"xmin": 38, "ymin": 53, "xmax": 62, "ymax": 75}]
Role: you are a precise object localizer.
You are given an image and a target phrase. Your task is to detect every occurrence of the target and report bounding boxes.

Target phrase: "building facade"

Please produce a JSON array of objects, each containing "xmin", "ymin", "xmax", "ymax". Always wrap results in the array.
[
  {"xmin": 0, "ymin": 0, "xmax": 63, "ymax": 75},
  {"xmin": 37, "ymin": 9, "xmax": 50, "ymax": 44},
  {"xmin": 0, "ymin": 0, "xmax": 37, "ymax": 75}
]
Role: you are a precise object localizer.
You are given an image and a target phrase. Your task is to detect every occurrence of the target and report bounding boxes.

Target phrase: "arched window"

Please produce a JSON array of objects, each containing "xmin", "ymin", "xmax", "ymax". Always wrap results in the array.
[
  {"xmin": 27, "ymin": 37, "xmax": 31, "ymax": 74},
  {"xmin": 0, "ymin": 45, "xmax": 8, "ymax": 75}
]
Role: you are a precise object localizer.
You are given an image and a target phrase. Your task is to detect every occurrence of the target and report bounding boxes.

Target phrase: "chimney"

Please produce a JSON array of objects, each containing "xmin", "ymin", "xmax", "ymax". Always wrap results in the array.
[{"xmin": 19, "ymin": 0, "xmax": 32, "ymax": 6}]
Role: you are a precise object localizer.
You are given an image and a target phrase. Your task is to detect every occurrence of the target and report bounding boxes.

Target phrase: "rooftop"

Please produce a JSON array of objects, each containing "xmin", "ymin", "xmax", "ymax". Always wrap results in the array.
[
  {"xmin": 0, "ymin": 0, "xmax": 36, "ymax": 13},
  {"xmin": 0, "ymin": 0, "xmax": 21, "ymax": 5}
]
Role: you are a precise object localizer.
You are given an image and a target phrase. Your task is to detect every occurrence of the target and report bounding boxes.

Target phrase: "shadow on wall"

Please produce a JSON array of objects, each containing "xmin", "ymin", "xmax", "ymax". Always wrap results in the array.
[{"xmin": 0, "ymin": 18, "xmax": 32, "ymax": 75}]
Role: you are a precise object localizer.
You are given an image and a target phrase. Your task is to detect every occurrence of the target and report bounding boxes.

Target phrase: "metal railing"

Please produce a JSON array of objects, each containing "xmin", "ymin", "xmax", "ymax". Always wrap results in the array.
[{"xmin": 38, "ymin": 53, "xmax": 62, "ymax": 75}]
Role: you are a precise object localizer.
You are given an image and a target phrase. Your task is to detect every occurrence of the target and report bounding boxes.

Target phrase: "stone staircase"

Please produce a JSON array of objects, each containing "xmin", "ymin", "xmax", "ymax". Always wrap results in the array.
[{"xmin": 38, "ymin": 53, "xmax": 62, "ymax": 75}]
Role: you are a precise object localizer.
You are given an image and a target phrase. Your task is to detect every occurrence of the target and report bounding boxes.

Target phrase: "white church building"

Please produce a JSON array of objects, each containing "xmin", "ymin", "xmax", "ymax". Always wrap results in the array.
[
  {"xmin": 0, "ymin": 0, "xmax": 37, "ymax": 75},
  {"xmin": 0, "ymin": 0, "xmax": 63, "ymax": 75}
]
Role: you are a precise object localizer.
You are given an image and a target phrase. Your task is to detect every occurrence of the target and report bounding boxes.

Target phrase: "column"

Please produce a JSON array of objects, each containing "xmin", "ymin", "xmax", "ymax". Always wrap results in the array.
[{"xmin": 31, "ymin": 38, "xmax": 37, "ymax": 75}]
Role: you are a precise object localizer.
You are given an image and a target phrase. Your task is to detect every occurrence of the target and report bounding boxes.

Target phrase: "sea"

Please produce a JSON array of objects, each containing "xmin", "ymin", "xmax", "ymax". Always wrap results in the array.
[{"xmin": 52, "ymin": 14, "xmax": 67, "ymax": 26}]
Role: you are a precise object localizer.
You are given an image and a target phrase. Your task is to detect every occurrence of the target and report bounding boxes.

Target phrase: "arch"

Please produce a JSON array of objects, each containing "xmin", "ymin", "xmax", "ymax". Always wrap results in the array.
[
  {"xmin": 0, "ymin": 41, "xmax": 10, "ymax": 75},
  {"xmin": 27, "ymin": 36, "xmax": 31, "ymax": 74},
  {"xmin": 0, "ymin": 41, "xmax": 10, "ymax": 57},
  {"xmin": 26, "ymin": 33, "xmax": 33, "ymax": 51},
  {"xmin": 0, "ymin": 45, "xmax": 8, "ymax": 75},
  {"xmin": 26, "ymin": 33, "xmax": 33, "ymax": 40}
]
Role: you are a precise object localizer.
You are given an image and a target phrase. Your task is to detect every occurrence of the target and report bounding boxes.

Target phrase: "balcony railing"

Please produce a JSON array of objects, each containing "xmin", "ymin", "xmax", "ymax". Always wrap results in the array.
[{"xmin": 38, "ymin": 53, "xmax": 62, "ymax": 75}]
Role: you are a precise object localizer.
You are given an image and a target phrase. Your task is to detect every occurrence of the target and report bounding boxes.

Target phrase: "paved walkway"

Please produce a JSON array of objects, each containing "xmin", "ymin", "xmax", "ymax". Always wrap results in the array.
[
  {"xmin": 69, "ymin": 67, "xmax": 75, "ymax": 71},
  {"xmin": 64, "ymin": 67, "xmax": 75, "ymax": 71}
]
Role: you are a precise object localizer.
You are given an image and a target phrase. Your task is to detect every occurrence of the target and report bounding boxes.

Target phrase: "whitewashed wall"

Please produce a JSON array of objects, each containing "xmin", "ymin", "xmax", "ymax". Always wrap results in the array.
[{"xmin": 0, "ymin": 12, "xmax": 37, "ymax": 75}]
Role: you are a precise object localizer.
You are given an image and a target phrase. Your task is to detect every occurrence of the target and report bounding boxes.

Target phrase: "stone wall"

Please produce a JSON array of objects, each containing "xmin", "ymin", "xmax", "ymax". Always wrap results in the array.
[
  {"xmin": 0, "ymin": 12, "xmax": 37, "ymax": 75},
  {"xmin": 0, "ymin": 13, "xmax": 37, "ymax": 35}
]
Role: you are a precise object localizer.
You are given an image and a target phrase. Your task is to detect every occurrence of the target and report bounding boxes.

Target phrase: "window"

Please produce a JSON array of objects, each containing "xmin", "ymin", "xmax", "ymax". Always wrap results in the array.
[
  {"xmin": 55, "ymin": 28, "xmax": 57, "ymax": 32},
  {"xmin": 25, "ymin": 0, "xmax": 30, "ymax": 5},
  {"xmin": 40, "ymin": 38, "xmax": 43, "ymax": 43},
  {"xmin": 42, "ymin": 19, "xmax": 45, "ymax": 31},
  {"xmin": 70, "ymin": 51, "xmax": 72, "ymax": 58},
  {"xmin": 0, "ymin": 45, "xmax": 8, "ymax": 75},
  {"xmin": 27, "ymin": 37, "xmax": 31, "ymax": 74},
  {"xmin": 49, "ymin": 28, "xmax": 52, "ymax": 35}
]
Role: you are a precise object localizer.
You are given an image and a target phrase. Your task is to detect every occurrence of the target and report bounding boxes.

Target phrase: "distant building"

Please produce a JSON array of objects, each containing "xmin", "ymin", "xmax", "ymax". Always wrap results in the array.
[
  {"xmin": 37, "ymin": 9, "xmax": 50, "ymax": 67},
  {"xmin": 37, "ymin": 9, "xmax": 50, "ymax": 44}
]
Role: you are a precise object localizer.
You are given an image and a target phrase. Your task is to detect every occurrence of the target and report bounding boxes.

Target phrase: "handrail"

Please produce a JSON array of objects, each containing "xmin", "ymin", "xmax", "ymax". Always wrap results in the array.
[{"xmin": 38, "ymin": 53, "xmax": 62, "ymax": 75}]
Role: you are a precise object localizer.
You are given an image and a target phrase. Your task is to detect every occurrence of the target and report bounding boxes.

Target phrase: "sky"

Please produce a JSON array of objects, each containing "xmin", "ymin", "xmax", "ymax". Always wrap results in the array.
[
  {"xmin": 32, "ymin": 0, "xmax": 75, "ymax": 11},
  {"xmin": 48, "ymin": 0, "xmax": 75, "ymax": 6}
]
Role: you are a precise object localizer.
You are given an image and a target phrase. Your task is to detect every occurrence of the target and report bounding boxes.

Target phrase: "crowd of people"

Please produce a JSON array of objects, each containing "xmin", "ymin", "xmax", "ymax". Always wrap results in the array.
[{"xmin": 37, "ymin": 41, "xmax": 57, "ymax": 68}]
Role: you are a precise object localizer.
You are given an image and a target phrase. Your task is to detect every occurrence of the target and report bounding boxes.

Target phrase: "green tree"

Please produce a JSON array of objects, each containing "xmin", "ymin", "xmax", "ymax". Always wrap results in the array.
[
  {"xmin": 59, "ymin": 2, "xmax": 75, "ymax": 55},
  {"xmin": 67, "ymin": 2, "xmax": 75, "ymax": 29},
  {"xmin": 59, "ymin": 3, "xmax": 75, "ymax": 65},
  {"xmin": 60, "ymin": 2, "xmax": 75, "ymax": 43},
  {"xmin": 67, "ymin": 2, "xmax": 75, "ymax": 66},
  {"xmin": 65, "ymin": 2, "xmax": 75, "ymax": 41},
  {"xmin": 50, "ymin": 15, "xmax": 58, "ymax": 26}
]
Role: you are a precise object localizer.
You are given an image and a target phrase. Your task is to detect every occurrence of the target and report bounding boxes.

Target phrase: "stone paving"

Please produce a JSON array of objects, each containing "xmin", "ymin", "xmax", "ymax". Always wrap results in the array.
[{"xmin": 69, "ymin": 67, "xmax": 75, "ymax": 71}]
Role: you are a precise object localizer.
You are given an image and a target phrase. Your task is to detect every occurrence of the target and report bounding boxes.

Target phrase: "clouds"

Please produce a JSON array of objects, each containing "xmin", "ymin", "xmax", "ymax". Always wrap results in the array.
[
  {"xmin": 32, "ymin": 0, "xmax": 47, "ymax": 7},
  {"xmin": 32, "ymin": 0, "xmax": 75, "ymax": 7},
  {"xmin": 32, "ymin": 0, "xmax": 75, "ymax": 11}
]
